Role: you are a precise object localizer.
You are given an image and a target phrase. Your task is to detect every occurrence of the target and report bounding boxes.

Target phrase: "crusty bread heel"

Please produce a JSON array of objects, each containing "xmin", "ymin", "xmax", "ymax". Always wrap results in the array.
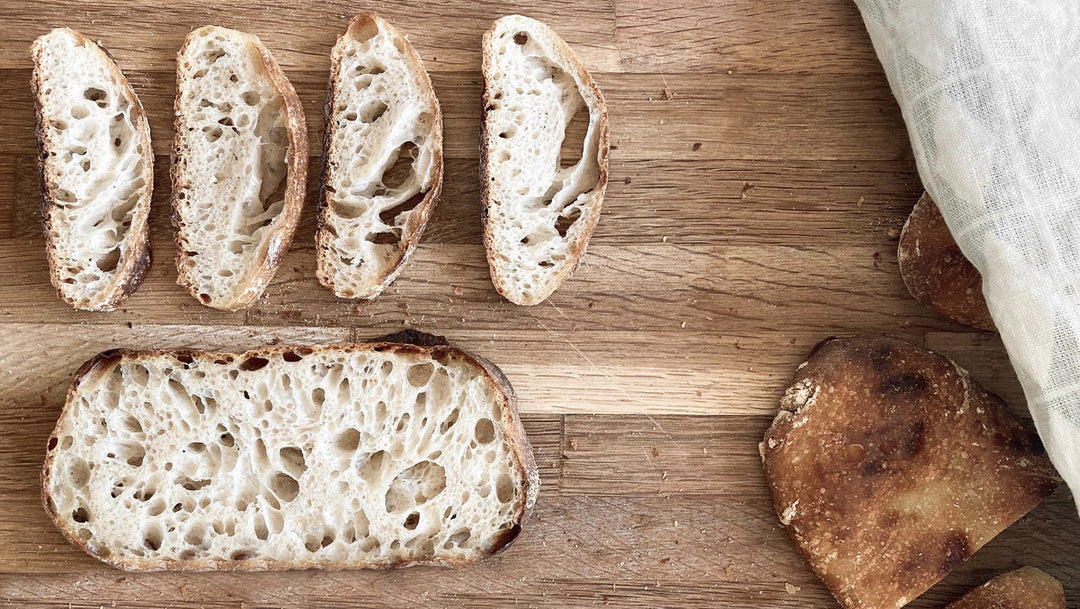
[{"xmin": 31, "ymin": 28, "xmax": 153, "ymax": 311}]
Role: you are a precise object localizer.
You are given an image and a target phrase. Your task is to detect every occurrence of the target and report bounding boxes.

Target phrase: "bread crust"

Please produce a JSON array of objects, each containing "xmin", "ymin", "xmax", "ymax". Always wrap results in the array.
[
  {"xmin": 762, "ymin": 336, "xmax": 1058, "ymax": 609},
  {"xmin": 946, "ymin": 567, "xmax": 1065, "ymax": 609},
  {"xmin": 315, "ymin": 14, "xmax": 444, "ymax": 300},
  {"xmin": 171, "ymin": 26, "xmax": 308, "ymax": 311},
  {"xmin": 898, "ymin": 193, "xmax": 994, "ymax": 331},
  {"xmin": 31, "ymin": 29, "xmax": 153, "ymax": 312},
  {"xmin": 42, "ymin": 331, "xmax": 538, "ymax": 571},
  {"xmin": 479, "ymin": 15, "xmax": 610, "ymax": 306}
]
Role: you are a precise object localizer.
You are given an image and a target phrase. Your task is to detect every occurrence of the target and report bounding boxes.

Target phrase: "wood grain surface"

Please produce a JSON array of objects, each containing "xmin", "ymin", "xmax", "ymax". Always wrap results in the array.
[{"xmin": 0, "ymin": 0, "xmax": 1076, "ymax": 607}]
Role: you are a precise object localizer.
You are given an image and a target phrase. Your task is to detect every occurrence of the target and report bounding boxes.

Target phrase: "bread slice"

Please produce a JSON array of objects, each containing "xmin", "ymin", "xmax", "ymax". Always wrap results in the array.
[
  {"xmin": 762, "ymin": 336, "xmax": 1058, "ymax": 609},
  {"xmin": 315, "ymin": 14, "xmax": 443, "ymax": 300},
  {"xmin": 42, "ymin": 330, "xmax": 539, "ymax": 571},
  {"xmin": 947, "ymin": 567, "xmax": 1065, "ymax": 609},
  {"xmin": 480, "ymin": 15, "xmax": 610, "ymax": 306},
  {"xmin": 31, "ymin": 28, "xmax": 153, "ymax": 311},
  {"xmin": 898, "ymin": 193, "xmax": 994, "ymax": 330},
  {"xmin": 172, "ymin": 26, "xmax": 308, "ymax": 311}
]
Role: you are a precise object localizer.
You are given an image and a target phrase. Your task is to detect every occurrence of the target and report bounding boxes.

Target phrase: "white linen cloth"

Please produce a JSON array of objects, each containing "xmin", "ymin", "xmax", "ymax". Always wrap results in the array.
[{"xmin": 855, "ymin": 0, "xmax": 1080, "ymax": 512}]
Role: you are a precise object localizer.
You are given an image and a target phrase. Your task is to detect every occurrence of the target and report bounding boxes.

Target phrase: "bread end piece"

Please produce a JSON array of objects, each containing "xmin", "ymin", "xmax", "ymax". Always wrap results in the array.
[
  {"xmin": 898, "ymin": 193, "xmax": 994, "ymax": 331},
  {"xmin": 31, "ymin": 28, "xmax": 153, "ymax": 311},
  {"xmin": 315, "ymin": 14, "xmax": 444, "ymax": 300},
  {"xmin": 171, "ymin": 25, "xmax": 308, "ymax": 311},
  {"xmin": 762, "ymin": 335, "xmax": 1058, "ymax": 609},
  {"xmin": 480, "ymin": 15, "xmax": 610, "ymax": 306},
  {"xmin": 946, "ymin": 567, "xmax": 1065, "ymax": 609}
]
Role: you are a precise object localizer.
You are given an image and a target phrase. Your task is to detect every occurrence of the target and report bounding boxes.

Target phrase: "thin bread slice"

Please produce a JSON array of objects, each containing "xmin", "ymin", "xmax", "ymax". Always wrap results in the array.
[
  {"xmin": 316, "ymin": 14, "xmax": 443, "ymax": 300},
  {"xmin": 172, "ymin": 26, "xmax": 308, "ymax": 311},
  {"xmin": 898, "ymin": 193, "xmax": 994, "ymax": 331},
  {"xmin": 480, "ymin": 15, "xmax": 610, "ymax": 306},
  {"xmin": 947, "ymin": 567, "xmax": 1065, "ymax": 609},
  {"xmin": 762, "ymin": 336, "xmax": 1059, "ymax": 609},
  {"xmin": 31, "ymin": 28, "xmax": 153, "ymax": 311},
  {"xmin": 42, "ymin": 330, "xmax": 539, "ymax": 571}
]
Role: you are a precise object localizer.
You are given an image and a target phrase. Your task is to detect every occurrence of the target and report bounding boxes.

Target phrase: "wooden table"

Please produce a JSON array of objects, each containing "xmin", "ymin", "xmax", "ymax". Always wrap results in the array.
[{"xmin": 1, "ymin": 0, "xmax": 1076, "ymax": 607}]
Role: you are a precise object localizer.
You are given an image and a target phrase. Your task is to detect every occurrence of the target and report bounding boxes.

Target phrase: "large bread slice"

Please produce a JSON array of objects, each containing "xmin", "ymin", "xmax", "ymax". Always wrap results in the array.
[
  {"xmin": 946, "ymin": 567, "xmax": 1065, "ymax": 609},
  {"xmin": 172, "ymin": 26, "xmax": 308, "ymax": 311},
  {"xmin": 31, "ymin": 28, "xmax": 153, "ymax": 311},
  {"xmin": 316, "ymin": 14, "xmax": 443, "ymax": 300},
  {"xmin": 42, "ymin": 331, "xmax": 539, "ymax": 571},
  {"xmin": 762, "ymin": 336, "xmax": 1058, "ymax": 609},
  {"xmin": 898, "ymin": 193, "xmax": 994, "ymax": 331},
  {"xmin": 480, "ymin": 15, "xmax": 610, "ymax": 306}
]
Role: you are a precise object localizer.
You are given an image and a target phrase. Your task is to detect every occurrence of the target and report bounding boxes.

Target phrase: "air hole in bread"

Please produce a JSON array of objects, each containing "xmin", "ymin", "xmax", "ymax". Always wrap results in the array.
[
  {"xmin": 358, "ymin": 100, "xmax": 388, "ymax": 123},
  {"xmin": 72, "ymin": 506, "xmax": 91, "ymax": 523},
  {"xmin": 357, "ymin": 450, "xmax": 388, "ymax": 484},
  {"xmin": 94, "ymin": 247, "xmax": 121, "ymax": 272},
  {"xmin": 143, "ymin": 525, "xmax": 163, "ymax": 551},
  {"xmin": 385, "ymin": 460, "xmax": 446, "ymax": 513},
  {"xmin": 407, "ymin": 363, "xmax": 435, "ymax": 387},
  {"xmin": 270, "ymin": 472, "xmax": 299, "ymax": 502},
  {"xmin": 83, "ymin": 87, "xmax": 108, "ymax": 107},
  {"xmin": 279, "ymin": 446, "xmax": 307, "ymax": 477},
  {"xmin": 241, "ymin": 91, "xmax": 260, "ymax": 106},
  {"xmin": 475, "ymin": 419, "xmax": 496, "ymax": 444},
  {"xmin": 204, "ymin": 127, "xmax": 223, "ymax": 143},
  {"xmin": 439, "ymin": 408, "xmax": 460, "ymax": 434},
  {"xmin": 555, "ymin": 207, "xmax": 582, "ymax": 238},
  {"xmin": 239, "ymin": 356, "xmax": 269, "ymax": 372},
  {"xmin": 380, "ymin": 142, "xmax": 419, "ymax": 191},
  {"xmin": 513, "ymin": 32, "xmax": 528, "ymax": 45},
  {"xmin": 336, "ymin": 428, "xmax": 362, "ymax": 452},
  {"xmin": 560, "ymin": 106, "xmax": 589, "ymax": 169},
  {"xmin": 70, "ymin": 105, "xmax": 90, "ymax": 120},
  {"xmin": 403, "ymin": 512, "xmax": 420, "ymax": 530}
]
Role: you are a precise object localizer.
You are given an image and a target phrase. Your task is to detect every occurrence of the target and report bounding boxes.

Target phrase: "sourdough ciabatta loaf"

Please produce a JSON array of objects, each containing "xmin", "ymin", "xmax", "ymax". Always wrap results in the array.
[
  {"xmin": 947, "ymin": 567, "xmax": 1065, "ymax": 609},
  {"xmin": 762, "ymin": 336, "xmax": 1058, "ymax": 609},
  {"xmin": 31, "ymin": 28, "xmax": 153, "ymax": 311},
  {"xmin": 43, "ymin": 331, "xmax": 538, "ymax": 570},
  {"xmin": 480, "ymin": 15, "xmax": 610, "ymax": 306},
  {"xmin": 316, "ymin": 14, "xmax": 443, "ymax": 300},
  {"xmin": 172, "ymin": 26, "xmax": 307, "ymax": 311}
]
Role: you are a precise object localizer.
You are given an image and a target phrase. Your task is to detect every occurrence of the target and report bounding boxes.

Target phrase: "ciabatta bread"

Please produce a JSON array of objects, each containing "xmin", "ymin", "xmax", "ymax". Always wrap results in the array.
[
  {"xmin": 316, "ymin": 14, "xmax": 443, "ymax": 300},
  {"xmin": 480, "ymin": 15, "xmax": 610, "ymax": 306},
  {"xmin": 172, "ymin": 26, "xmax": 308, "ymax": 311},
  {"xmin": 762, "ymin": 336, "xmax": 1058, "ymax": 609},
  {"xmin": 43, "ymin": 331, "xmax": 539, "ymax": 571},
  {"xmin": 31, "ymin": 28, "xmax": 153, "ymax": 311}
]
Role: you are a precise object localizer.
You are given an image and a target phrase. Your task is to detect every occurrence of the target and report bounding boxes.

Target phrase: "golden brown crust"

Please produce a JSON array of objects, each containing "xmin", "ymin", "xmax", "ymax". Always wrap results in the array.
[
  {"xmin": 42, "ymin": 331, "xmax": 538, "ymax": 571},
  {"xmin": 314, "ymin": 13, "xmax": 444, "ymax": 300},
  {"xmin": 898, "ymin": 193, "xmax": 994, "ymax": 330},
  {"xmin": 762, "ymin": 336, "xmax": 1058, "ymax": 609},
  {"xmin": 479, "ymin": 16, "xmax": 610, "ymax": 306},
  {"xmin": 171, "ymin": 26, "xmax": 308, "ymax": 312},
  {"xmin": 31, "ymin": 29, "xmax": 153, "ymax": 312},
  {"xmin": 946, "ymin": 567, "xmax": 1065, "ymax": 609}
]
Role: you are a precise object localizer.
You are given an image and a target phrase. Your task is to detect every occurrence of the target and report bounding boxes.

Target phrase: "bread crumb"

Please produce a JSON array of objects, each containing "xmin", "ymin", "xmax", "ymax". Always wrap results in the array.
[
  {"xmin": 680, "ymin": 321, "xmax": 686, "ymax": 328},
  {"xmin": 887, "ymin": 227, "xmax": 901, "ymax": 239},
  {"xmin": 741, "ymin": 182, "xmax": 755, "ymax": 199},
  {"xmin": 692, "ymin": 142, "xmax": 702, "ymax": 151},
  {"xmin": 785, "ymin": 583, "xmax": 801, "ymax": 595},
  {"xmin": 857, "ymin": 196, "xmax": 865, "ymax": 207},
  {"xmin": 662, "ymin": 235, "xmax": 668, "ymax": 242},
  {"xmin": 780, "ymin": 500, "xmax": 798, "ymax": 525},
  {"xmin": 661, "ymin": 88, "xmax": 675, "ymax": 100},
  {"xmin": 453, "ymin": 286, "xmax": 464, "ymax": 296}
]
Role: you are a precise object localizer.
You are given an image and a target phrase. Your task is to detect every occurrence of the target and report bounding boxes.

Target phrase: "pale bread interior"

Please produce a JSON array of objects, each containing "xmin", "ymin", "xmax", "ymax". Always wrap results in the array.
[
  {"xmin": 174, "ymin": 26, "xmax": 292, "ymax": 308},
  {"xmin": 33, "ymin": 29, "xmax": 151, "ymax": 310},
  {"xmin": 483, "ymin": 15, "xmax": 605, "ymax": 305},
  {"xmin": 46, "ymin": 346, "xmax": 531, "ymax": 569},
  {"xmin": 318, "ymin": 16, "xmax": 441, "ymax": 299}
]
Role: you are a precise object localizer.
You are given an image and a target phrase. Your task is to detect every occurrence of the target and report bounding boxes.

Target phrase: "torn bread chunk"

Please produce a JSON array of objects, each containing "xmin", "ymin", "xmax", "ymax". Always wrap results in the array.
[
  {"xmin": 172, "ymin": 26, "xmax": 308, "ymax": 311},
  {"xmin": 42, "ymin": 331, "xmax": 539, "ymax": 571},
  {"xmin": 947, "ymin": 567, "xmax": 1065, "ymax": 609},
  {"xmin": 480, "ymin": 15, "xmax": 610, "ymax": 306},
  {"xmin": 316, "ymin": 14, "xmax": 443, "ymax": 300},
  {"xmin": 31, "ymin": 28, "xmax": 153, "ymax": 311},
  {"xmin": 898, "ymin": 193, "xmax": 994, "ymax": 331},
  {"xmin": 762, "ymin": 335, "xmax": 1058, "ymax": 609}
]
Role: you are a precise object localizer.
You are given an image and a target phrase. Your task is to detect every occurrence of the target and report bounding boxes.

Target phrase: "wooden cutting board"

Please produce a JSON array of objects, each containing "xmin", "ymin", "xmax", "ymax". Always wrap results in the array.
[{"xmin": 0, "ymin": 0, "xmax": 1076, "ymax": 607}]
